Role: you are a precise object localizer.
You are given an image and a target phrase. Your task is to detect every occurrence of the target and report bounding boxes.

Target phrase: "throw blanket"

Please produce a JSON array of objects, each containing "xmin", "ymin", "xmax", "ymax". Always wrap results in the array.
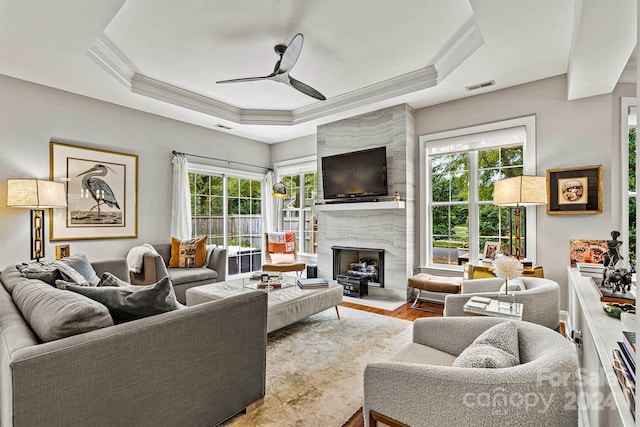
[
  {"xmin": 268, "ymin": 232, "xmax": 295, "ymax": 253},
  {"xmin": 126, "ymin": 243, "xmax": 159, "ymax": 273}
]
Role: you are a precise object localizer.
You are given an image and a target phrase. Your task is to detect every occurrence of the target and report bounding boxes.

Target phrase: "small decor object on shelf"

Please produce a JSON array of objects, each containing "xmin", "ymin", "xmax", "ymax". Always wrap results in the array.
[
  {"xmin": 482, "ymin": 241, "xmax": 500, "ymax": 262},
  {"xmin": 601, "ymin": 231, "xmax": 633, "ymax": 294}
]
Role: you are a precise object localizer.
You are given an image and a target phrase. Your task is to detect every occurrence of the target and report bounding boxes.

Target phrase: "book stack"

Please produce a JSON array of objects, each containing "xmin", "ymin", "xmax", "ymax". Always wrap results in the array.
[
  {"xmin": 613, "ymin": 330, "xmax": 636, "ymax": 417},
  {"xmin": 576, "ymin": 262, "xmax": 605, "ymax": 278},
  {"xmin": 297, "ymin": 278, "xmax": 329, "ymax": 289}
]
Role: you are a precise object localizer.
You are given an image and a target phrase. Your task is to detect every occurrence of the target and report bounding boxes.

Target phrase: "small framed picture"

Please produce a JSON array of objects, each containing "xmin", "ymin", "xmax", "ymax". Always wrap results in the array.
[
  {"xmin": 55, "ymin": 244, "xmax": 70, "ymax": 260},
  {"xmin": 482, "ymin": 241, "xmax": 500, "ymax": 262},
  {"xmin": 546, "ymin": 165, "xmax": 602, "ymax": 214}
]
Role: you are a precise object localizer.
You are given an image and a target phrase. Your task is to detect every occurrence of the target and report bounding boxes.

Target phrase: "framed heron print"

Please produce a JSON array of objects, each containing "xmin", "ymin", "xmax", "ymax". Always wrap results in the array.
[{"xmin": 50, "ymin": 141, "xmax": 138, "ymax": 240}]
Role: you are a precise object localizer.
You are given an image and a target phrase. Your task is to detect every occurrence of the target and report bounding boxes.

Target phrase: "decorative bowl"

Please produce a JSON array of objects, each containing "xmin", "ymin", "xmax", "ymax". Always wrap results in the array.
[{"xmin": 602, "ymin": 303, "xmax": 636, "ymax": 319}]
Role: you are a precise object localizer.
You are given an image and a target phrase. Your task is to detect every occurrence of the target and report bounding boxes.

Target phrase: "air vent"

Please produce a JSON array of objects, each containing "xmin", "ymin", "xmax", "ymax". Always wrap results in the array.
[
  {"xmin": 465, "ymin": 80, "xmax": 495, "ymax": 91},
  {"xmin": 214, "ymin": 124, "xmax": 232, "ymax": 130}
]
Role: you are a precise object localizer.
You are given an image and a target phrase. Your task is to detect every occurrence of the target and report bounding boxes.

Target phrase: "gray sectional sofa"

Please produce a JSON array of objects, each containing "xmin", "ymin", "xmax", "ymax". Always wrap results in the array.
[
  {"xmin": 0, "ymin": 258, "xmax": 267, "ymax": 427},
  {"xmin": 130, "ymin": 243, "xmax": 227, "ymax": 304}
]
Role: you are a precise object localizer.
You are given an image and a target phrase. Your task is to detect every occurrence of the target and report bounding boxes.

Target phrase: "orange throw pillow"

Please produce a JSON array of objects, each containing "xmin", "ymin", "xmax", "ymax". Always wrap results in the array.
[{"xmin": 169, "ymin": 236, "xmax": 207, "ymax": 268}]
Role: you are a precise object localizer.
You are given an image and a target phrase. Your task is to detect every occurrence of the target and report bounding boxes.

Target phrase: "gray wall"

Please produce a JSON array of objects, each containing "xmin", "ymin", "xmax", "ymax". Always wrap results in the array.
[
  {"xmin": 0, "ymin": 75, "xmax": 271, "ymax": 266},
  {"xmin": 416, "ymin": 74, "xmax": 635, "ymax": 308}
]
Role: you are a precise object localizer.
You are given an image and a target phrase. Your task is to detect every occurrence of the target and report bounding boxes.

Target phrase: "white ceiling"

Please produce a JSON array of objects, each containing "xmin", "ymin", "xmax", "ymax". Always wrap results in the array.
[{"xmin": 0, "ymin": 0, "xmax": 636, "ymax": 143}]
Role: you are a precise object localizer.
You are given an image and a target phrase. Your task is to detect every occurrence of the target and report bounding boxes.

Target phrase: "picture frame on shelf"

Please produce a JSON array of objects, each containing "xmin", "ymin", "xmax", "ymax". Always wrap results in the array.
[
  {"xmin": 546, "ymin": 165, "xmax": 602, "ymax": 214},
  {"xmin": 482, "ymin": 241, "xmax": 500, "ymax": 262},
  {"xmin": 50, "ymin": 141, "xmax": 138, "ymax": 240}
]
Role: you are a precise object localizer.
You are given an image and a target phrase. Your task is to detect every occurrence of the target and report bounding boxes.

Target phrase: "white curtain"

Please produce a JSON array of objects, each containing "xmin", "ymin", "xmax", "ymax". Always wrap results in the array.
[
  {"xmin": 171, "ymin": 153, "xmax": 192, "ymax": 240},
  {"xmin": 263, "ymin": 170, "xmax": 277, "ymax": 233}
]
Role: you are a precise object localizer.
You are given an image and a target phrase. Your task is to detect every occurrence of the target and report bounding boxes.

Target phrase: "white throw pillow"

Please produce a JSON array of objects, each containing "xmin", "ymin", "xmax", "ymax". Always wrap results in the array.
[
  {"xmin": 270, "ymin": 253, "xmax": 296, "ymax": 264},
  {"xmin": 453, "ymin": 321, "xmax": 520, "ymax": 368}
]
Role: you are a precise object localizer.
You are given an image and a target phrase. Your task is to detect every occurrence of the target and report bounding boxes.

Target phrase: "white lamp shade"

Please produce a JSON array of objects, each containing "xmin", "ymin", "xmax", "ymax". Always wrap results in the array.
[
  {"xmin": 493, "ymin": 176, "xmax": 547, "ymax": 206},
  {"xmin": 7, "ymin": 179, "xmax": 67, "ymax": 208}
]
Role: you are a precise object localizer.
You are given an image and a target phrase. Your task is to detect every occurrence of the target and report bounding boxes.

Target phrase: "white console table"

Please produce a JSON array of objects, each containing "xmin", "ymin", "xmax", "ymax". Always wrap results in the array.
[{"xmin": 567, "ymin": 267, "xmax": 635, "ymax": 426}]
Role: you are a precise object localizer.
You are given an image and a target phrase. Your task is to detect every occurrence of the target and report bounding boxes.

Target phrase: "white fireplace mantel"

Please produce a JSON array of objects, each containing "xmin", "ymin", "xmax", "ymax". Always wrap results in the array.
[{"xmin": 314, "ymin": 201, "xmax": 405, "ymax": 211}]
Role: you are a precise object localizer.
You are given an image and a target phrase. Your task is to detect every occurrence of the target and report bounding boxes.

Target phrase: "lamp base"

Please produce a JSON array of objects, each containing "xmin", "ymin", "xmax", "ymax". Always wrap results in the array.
[{"xmin": 30, "ymin": 209, "xmax": 44, "ymax": 261}]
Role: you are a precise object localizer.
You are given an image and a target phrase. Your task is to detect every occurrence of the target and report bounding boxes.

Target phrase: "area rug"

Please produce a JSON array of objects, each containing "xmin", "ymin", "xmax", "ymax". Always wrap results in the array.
[{"xmin": 223, "ymin": 306, "xmax": 412, "ymax": 426}]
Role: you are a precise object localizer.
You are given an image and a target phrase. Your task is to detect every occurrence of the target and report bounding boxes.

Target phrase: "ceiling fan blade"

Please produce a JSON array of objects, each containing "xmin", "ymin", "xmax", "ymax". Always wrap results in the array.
[
  {"xmin": 278, "ymin": 33, "xmax": 303, "ymax": 73},
  {"xmin": 289, "ymin": 76, "xmax": 326, "ymax": 101},
  {"xmin": 216, "ymin": 76, "xmax": 270, "ymax": 84}
]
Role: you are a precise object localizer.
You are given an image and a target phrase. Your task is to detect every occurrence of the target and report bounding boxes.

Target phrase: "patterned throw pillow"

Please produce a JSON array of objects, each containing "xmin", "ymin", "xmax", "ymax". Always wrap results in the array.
[{"xmin": 169, "ymin": 236, "xmax": 207, "ymax": 268}]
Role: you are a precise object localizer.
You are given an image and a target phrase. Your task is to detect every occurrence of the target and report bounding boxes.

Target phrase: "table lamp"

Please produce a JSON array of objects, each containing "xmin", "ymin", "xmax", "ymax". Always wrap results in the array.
[
  {"xmin": 493, "ymin": 176, "xmax": 546, "ymax": 259},
  {"xmin": 7, "ymin": 179, "xmax": 67, "ymax": 261}
]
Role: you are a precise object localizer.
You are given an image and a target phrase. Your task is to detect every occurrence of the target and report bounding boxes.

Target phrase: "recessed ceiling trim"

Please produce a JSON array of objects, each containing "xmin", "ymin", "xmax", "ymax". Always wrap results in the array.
[
  {"xmin": 432, "ymin": 16, "xmax": 484, "ymax": 83},
  {"xmin": 291, "ymin": 66, "xmax": 439, "ymax": 124},
  {"xmin": 91, "ymin": 34, "xmax": 440, "ymax": 126},
  {"xmin": 87, "ymin": 35, "xmax": 135, "ymax": 90}
]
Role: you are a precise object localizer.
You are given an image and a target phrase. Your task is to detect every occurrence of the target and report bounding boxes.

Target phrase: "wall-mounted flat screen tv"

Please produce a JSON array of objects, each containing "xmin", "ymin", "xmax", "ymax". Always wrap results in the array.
[{"xmin": 321, "ymin": 146, "xmax": 388, "ymax": 201}]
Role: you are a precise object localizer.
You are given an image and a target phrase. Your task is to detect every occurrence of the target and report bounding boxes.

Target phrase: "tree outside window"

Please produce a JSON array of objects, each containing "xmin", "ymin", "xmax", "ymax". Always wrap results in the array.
[
  {"xmin": 429, "ymin": 144, "xmax": 524, "ymax": 266},
  {"xmin": 190, "ymin": 171, "xmax": 262, "ymax": 275}
]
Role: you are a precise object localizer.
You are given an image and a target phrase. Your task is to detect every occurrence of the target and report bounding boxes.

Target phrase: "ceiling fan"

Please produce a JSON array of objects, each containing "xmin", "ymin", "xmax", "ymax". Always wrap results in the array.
[{"xmin": 216, "ymin": 33, "xmax": 326, "ymax": 101}]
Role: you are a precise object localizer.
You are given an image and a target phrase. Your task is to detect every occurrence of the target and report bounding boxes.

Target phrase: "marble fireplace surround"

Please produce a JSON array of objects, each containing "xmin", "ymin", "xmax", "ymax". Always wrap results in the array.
[{"xmin": 315, "ymin": 104, "xmax": 417, "ymax": 301}]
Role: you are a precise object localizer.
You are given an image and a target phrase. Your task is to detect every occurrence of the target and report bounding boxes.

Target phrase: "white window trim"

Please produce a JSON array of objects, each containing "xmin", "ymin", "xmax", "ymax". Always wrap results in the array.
[
  {"xmin": 273, "ymin": 156, "xmax": 318, "ymax": 259},
  {"xmin": 621, "ymin": 97, "xmax": 636, "ymax": 263},
  {"xmin": 188, "ymin": 163, "xmax": 265, "ymax": 271},
  {"xmin": 419, "ymin": 116, "xmax": 538, "ymax": 270}
]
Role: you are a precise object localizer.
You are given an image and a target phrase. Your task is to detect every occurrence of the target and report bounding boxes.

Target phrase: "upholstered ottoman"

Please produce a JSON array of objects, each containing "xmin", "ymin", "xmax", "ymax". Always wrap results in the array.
[
  {"xmin": 408, "ymin": 273, "xmax": 462, "ymax": 313},
  {"xmin": 186, "ymin": 280, "xmax": 343, "ymax": 333}
]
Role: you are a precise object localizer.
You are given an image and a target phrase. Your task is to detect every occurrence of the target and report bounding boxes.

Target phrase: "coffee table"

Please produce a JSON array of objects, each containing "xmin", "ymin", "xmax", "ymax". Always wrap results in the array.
[{"xmin": 186, "ymin": 276, "xmax": 344, "ymax": 333}]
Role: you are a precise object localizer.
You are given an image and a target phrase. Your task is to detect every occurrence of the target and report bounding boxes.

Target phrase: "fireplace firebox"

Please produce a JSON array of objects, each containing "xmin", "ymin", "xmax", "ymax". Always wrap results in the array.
[{"xmin": 331, "ymin": 246, "xmax": 385, "ymax": 296}]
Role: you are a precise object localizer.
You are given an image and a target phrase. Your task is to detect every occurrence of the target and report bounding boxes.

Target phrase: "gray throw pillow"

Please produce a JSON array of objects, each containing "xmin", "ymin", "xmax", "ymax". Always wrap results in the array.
[
  {"xmin": 64, "ymin": 276, "xmax": 180, "ymax": 323},
  {"xmin": 55, "ymin": 253, "xmax": 100, "ymax": 285},
  {"xmin": 12, "ymin": 279, "xmax": 114, "ymax": 342},
  {"xmin": 453, "ymin": 321, "xmax": 520, "ymax": 368}
]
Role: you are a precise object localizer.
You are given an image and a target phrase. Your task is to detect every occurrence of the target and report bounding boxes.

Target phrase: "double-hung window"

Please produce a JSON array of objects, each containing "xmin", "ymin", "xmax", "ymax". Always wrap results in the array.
[
  {"xmin": 420, "ymin": 116, "xmax": 537, "ymax": 268},
  {"xmin": 274, "ymin": 157, "xmax": 318, "ymax": 256},
  {"xmin": 621, "ymin": 98, "xmax": 637, "ymax": 269},
  {"xmin": 189, "ymin": 164, "xmax": 264, "ymax": 275}
]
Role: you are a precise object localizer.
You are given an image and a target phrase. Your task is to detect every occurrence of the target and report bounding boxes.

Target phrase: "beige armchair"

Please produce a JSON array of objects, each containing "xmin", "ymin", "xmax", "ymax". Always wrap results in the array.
[
  {"xmin": 444, "ymin": 277, "xmax": 560, "ymax": 329},
  {"xmin": 364, "ymin": 317, "xmax": 578, "ymax": 427}
]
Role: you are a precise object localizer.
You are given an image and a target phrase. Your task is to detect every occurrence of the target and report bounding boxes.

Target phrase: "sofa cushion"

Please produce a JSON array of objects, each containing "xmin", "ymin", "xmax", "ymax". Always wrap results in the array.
[
  {"xmin": 12, "ymin": 278, "xmax": 114, "ymax": 342},
  {"xmin": 169, "ymin": 236, "xmax": 207, "ymax": 268},
  {"xmin": 65, "ymin": 276, "xmax": 181, "ymax": 323},
  {"xmin": 453, "ymin": 321, "xmax": 520, "ymax": 368},
  {"xmin": 168, "ymin": 267, "xmax": 217, "ymax": 285},
  {"xmin": 55, "ymin": 253, "xmax": 101, "ymax": 285}
]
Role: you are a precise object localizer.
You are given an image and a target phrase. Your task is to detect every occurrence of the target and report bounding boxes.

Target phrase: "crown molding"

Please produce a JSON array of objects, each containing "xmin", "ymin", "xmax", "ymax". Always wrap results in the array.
[
  {"xmin": 89, "ymin": 22, "xmax": 482, "ymax": 126},
  {"xmin": 432, "ymin": 16, "xmax": 484, "ymax": 83},
  {"xmin": 87, "ymin": 35, "xmax": 135, "ymax": 90}
]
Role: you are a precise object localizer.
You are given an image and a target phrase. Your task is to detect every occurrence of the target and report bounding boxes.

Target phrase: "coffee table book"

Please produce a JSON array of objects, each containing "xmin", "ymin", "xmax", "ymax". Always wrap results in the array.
[
  {"xmin": 463, "ymin": 296, "xmax": 523, "ymax": 320},
  {"xmin": 297, "ymin": 278, "xmax": 329, "ymax": 289},
  {"xmin": 591, "ymin": 278, "xmax": 636, "ymax": 304}
]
